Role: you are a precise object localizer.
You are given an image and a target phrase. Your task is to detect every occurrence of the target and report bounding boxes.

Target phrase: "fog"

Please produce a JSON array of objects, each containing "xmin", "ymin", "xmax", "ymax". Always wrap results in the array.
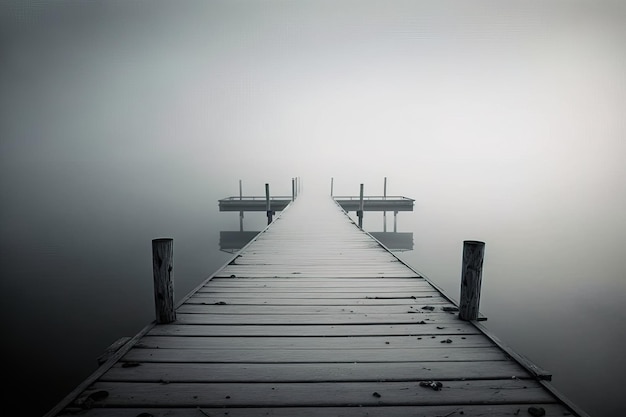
[{"xmin": 1, "ymin": 1, "xmax": 625, "ymax": 416}]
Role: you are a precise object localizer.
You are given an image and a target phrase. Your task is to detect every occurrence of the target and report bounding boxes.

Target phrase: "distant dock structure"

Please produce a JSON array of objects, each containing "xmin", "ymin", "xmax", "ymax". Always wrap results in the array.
[
  {"xmin": 44, "ymin": 177, "xmax": 590, "ymax": 417},
  {"xmin": 218, "ymin": 178, "xmax": 415, "ymax": 252}
]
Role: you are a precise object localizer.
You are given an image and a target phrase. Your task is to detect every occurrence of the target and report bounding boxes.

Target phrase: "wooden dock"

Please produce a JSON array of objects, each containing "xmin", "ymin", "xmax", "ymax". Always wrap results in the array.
[{"xmin": 46, "ymin": 187, "xmax": 588, "ymax": 417}]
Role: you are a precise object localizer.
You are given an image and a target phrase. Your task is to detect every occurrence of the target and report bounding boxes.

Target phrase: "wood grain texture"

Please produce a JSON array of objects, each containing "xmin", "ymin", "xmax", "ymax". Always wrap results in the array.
[
  {"xmin": 74, "ymin": 380, "xmax": 556, "ymax": 407},
  {"xmin": 55, "ymin": 404, "xmax": 574, "ymax": 417},
  {"xmin": 102, "ymin": 360, "xmax": 528, "ymax": 382}
]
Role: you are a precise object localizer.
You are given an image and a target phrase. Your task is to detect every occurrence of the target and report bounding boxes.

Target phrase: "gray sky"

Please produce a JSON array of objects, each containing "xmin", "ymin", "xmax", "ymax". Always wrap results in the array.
[{"xmin": 1, "ymin": 0, "xmax": 625, "ymax": 244}]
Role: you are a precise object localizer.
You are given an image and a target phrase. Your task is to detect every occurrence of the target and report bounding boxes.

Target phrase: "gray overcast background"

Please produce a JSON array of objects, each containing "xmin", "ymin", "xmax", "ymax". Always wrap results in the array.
[{"xmin": 1, "ymin": 1, "xmax": 625, "ymax": 416}]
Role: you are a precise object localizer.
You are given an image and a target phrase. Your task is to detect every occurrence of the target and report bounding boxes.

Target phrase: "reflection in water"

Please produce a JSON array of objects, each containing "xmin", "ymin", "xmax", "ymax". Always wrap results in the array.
[
  {"xmin": 369, "ymin": 232, "xmax": 413, "ymax": 252},
  {"xmin": 219, "ymin": 231, "xmax": 261, "ymax": 253}
]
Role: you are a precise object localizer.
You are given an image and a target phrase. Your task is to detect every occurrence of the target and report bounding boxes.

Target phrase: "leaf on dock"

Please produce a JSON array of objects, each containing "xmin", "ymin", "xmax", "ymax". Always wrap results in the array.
[{"xmin": 419, "ymin": 381, "xmax": 443, "ymax": 391}]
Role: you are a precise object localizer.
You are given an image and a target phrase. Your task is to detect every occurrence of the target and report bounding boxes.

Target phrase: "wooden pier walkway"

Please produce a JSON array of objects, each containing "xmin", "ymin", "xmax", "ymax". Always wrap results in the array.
[{"xmin": 46, "ymin": 188, "xmax": 587, "ymax": 417}]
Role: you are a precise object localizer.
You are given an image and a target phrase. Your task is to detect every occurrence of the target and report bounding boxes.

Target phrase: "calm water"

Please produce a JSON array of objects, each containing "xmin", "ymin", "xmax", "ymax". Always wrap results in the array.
[{"xmin": 2, "ymin": 183, "xmax": 623, "ymax": 417}]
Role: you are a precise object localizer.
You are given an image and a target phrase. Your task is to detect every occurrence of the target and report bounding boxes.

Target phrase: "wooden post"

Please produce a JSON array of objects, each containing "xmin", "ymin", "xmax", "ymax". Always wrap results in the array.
[
  {"xmin": 239, "ymin": 180, "xmax": 244, "ymax": 231},
  {"xmin": 265, "ymin": 183, "xmax": 272, "ymax": 224},
  {"xmin": 292, "ymin": 178, "xmax": 296, "ymax": 201},
  {"xmin": 152, "ymin": 238, "xmax": 175, "ymax": 324},
  {"xmin": 330, "ymin": 177, "xmax": 334, "ymax": 196},
  {"xmin": 383, "ymin": 177, "xmax": 387, "ymax": 231},
  {"xmin": 459, "ymin": 240, "xmax": 486, "ymax": 321},
  {"xmin": 383, "ymin": 177, "xmax": 387, "ymax": 198},
  {"xmin": 358, "ymin": 183, "xmax": 364, "ymax": 229}
]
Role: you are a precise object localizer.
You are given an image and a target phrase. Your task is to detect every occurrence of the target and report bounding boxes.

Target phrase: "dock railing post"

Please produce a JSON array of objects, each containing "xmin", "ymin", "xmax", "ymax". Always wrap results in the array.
[
  {"xmin": 292, "ymin": 178, "xmax": 296, "ymax": 201},
  {"xmin": 459, "ymin": 240, "xmax": 486, "ymax": 321},
  {"xmin": 152, "ymin": 238, "xmax": 176, "ymax": 324},
  {"xmin": 383, "ymin": 177, "xmax": 387, "ymax": 231},
  {"xmin": 239, "ymin": 180, "xmax": 244, "ymax": 231},
  {"xmin": 330, "ymin": 177, "xmax": 334, "ymax": 197},
  {"xmin": 265, "ymin": 183, "xmax": 273, "ymax": 224},
  {"xmin": 358, "ymin": 183, "xmax": 364, "ymax": 229}
]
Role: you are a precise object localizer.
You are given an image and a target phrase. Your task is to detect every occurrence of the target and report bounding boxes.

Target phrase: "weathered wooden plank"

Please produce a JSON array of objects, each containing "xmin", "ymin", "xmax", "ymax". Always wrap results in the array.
[
  {"xmin": 177, "ymin": 304, "xmax": 457, "ymax": 315},
  {"xmin": 135, "ymin": 335, "xmax": 492, "ymax": 350},
  {"xmin": 147, "ymin": 324, "xmax": 482, "ymax": 337},
  {"xmin": 102, "ymin": 360, "xmax": 528, "ymax": 383},
  {"xmin": 185, "ymin": 296, "xmax": 447, "ymax": 306},
  {"xmin": 209, "ymin": 277, "xmax": 424, "ymax": 282},
  {"xmin": 216, "ymin": 272, "xmax": 419, "ymax": 278},
  {"xmin": 73, "ymin": 380, "xmax": 556, "ymax": 408},
  {"xmin": 173, "ymin": 312, "xmax": 463, "ymax": 325},
  {"xmin": 122, "ymin": 346, "xmax": 508, "ymax": 363},
  {"xmin": 229, "ymin": 260, "xmax": 411, "ymax": 266},
  {"xmin": 208, "ymin": 278, "xmax": 426, "ymax": 285},
  {"xmin": 218, "ymin": 265, "xmax": 415, "ymax": 278},
  {"xmin": 191, "ymin": 291, "xmax": 440, "ymax": 298},
  {"xmin": 55, "ymin": 404, "xmax": 575, "ymax": 417},
  {"xmin": 198, "ymin": 285, "xmax": 434, "ymax": 292}
]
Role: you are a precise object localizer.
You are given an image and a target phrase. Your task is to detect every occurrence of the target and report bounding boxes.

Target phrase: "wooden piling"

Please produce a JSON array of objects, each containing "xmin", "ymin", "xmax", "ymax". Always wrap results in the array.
[
  {"xmin": 358, "ymin": 183, "xmax": 364, "ymax": 229},
  {"xmin": 265, "ymin": 183, "xmax": 273, "ymax": 224},
  {"xmin": 330, "ymin": 177, "xmax": 334, "ymax": 197},
  {"xmin": 151, "ymin": 238, "xmax": 175, "ymax": 324},
  {"xmin": 459, "ymin": 240, "xmax": 486, "ymax": 321},
  {"xmin": 292, "ymin": 178, "xmax": 296, "ymax": 201}
]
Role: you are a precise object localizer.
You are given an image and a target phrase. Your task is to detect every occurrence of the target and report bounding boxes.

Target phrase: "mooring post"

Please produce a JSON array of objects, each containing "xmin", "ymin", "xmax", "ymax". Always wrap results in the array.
[
  {"xmin": 265, "ymin": 183, "xmax": 272, "ymax": 224},
  {"xmin": 292, "ymin": 178, "xmax": 296, "ymax": 201},
  {"xmin": 330, "ymin": 177, "xmax": 334, "ymax": 196},
  {"xmin": 459, "ymin": 240, "xmax": 486, "ymax": 321},
  {"xmin": 152, "ymin": 238, "xmax": 176, "ymax": 324},
  {"xmin": 358, "ymin": 183, "xmax": 364, "ymax": 229}
]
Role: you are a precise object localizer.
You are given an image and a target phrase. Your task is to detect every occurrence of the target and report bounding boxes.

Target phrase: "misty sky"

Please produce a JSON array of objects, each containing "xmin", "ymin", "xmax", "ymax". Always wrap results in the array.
[
  {"xmin": 3, "ymin": 0, "xmax": 625, "ymax": 185},
  {"xmin": 1, "ymin": 0, "xmax": 625, "ymax": 269}
]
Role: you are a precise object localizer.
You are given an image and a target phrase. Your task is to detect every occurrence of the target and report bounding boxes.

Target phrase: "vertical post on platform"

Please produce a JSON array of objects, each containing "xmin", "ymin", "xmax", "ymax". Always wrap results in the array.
[
  {"xmin": 383, "ymin": 177, "xmax": 387, "ymax": 198},
  {"xmin": 358, "ymin": 183, "xmax": 364, "ymax": 229},
  {"xmin": 239, "ymin": 180, "xmax": 244, "ymax": 231},
  {"xmin": 383, "ymin": 177, "xmax": 387, "ymax": 232},
  {"xmin": 265, "ymin": 183, "xmax": 272, "ymax": 225},
  {"xmin": 152, "ymin": 238, "xmax": 175, "ymax": 324},
  {"xmin": 330, "ymin": 177, "xmax": 334, "ymax": 197},
  {"xmin": 292, "ymin": 178, "xmax": 296, "ymax": 201},
  {"xmin": 459, "ymin": 240, "xmax": 486, "ymax": 321}
]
